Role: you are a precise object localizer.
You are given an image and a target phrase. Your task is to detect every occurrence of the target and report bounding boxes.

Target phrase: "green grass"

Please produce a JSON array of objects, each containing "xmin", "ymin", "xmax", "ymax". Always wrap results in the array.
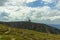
[{"xmin": 0, "ymin": 24, "xmax": 60, "ymax": 40}]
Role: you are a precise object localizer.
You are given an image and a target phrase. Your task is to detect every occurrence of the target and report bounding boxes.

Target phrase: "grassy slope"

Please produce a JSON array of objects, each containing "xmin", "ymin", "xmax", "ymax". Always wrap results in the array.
[{"xmin": 0, "ymin": 24, "xmax": 60, "ymax": 40}]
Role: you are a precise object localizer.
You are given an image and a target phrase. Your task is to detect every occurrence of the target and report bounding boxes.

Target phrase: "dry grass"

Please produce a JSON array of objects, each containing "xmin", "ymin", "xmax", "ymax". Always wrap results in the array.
[{"xmin": 0, "ymin": 24, "xmax": 60, "ymax": 40}]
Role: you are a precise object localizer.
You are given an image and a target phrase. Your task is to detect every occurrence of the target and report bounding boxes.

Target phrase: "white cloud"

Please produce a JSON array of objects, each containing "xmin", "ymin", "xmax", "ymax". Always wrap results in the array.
[
  {"xmin": 8, "ymin": 0, "xmax": 36, "ymax": 4},
  {"xmin": 50, "ymin": 16, "xmax": 60, "ymax": 20},
  {"xmin": 42, "ymin": 0, "xmax": 53, "ymax": 2},
  {"xmin": 0, "ymin": 0, "xmax": 7, "ymax": 6},
  {"xmin": 30, "ymin": 6, "xmax": 60, "ymax": 24},
  {"xmin": 42, "ymin": 0, "xmax": 53, "ymax": 4},
  {"xmin": 55, "ymin": 0, "xmax": 60, "ymax": 10},
  {"xmin": 26, "ymin": 0, "xmax": 36, "ymax": 3},
  {"xmin": 0, "ymin": 0, "xmax": 60, "ymax": 24}
]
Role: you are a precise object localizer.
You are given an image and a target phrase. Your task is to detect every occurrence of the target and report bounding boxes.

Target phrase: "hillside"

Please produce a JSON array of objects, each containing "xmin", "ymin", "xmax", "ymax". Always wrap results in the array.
[
  {"xmin": 0, "ymin": 23, "xmax": 60, "ymax": 40},
  {"xmin": 0, "ymin": 21, "xmax": 60, "ymax": 34}
]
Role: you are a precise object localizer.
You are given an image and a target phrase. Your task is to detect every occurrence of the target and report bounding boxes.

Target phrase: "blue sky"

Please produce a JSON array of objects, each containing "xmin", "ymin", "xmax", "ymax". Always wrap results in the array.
[
  {"xmin": 0, "ymin": 0, "xmax": 60, "ymax": 24},
  {"xmin": 27, "ymin": 0, "xmax": 58, "ymax": 8}
]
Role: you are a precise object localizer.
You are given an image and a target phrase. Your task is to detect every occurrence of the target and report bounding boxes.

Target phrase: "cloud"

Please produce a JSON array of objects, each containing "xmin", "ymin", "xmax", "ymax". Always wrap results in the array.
[
  {"xmin": 8, "ymin": 0, "xmax": 36, "ymax": 3},
  {"xmin": 55, "ymin": 0, "xmax": 60, "ymax": 10},
  {"xmin": 26, "ymin": 0, "xmax": 37, "ymax": 3},
  {"xmin": 42, "ymin": 0, "xmax": 53, "ymax": 4},
  {"xmin": 0, "ymin": 0, "xmax": 7, "ymax": 6},
  {"xmin": 30, "ymin": 6, "xmax": 60, "ymax": 23},
  {"xmin": 0, "ymin": 0, "xmax": 60, "ymax": 24}
]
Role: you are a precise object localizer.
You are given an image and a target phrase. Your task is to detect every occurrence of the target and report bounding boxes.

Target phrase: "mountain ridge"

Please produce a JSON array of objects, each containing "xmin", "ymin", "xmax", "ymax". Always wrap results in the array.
[{"xmin": 0, "ymin": 21, "xmax": 60, "ymax": 34}]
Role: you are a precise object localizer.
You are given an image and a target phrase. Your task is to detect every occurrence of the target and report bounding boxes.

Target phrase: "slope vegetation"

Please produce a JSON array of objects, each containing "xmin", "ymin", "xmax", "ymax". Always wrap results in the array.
[
  {"xmin": 0, "ymin": 21, "xmax": 60, "ymax": 34},
  {"xmin": 0, "ymin": 23, "xmax": 60, "ymax": 40}
]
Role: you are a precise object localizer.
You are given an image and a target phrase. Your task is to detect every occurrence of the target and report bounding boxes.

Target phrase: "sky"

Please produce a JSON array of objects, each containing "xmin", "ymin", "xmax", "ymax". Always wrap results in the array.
[{"xmin": 0, "ymin": 0, "xmax": 60, "ymax": 24}]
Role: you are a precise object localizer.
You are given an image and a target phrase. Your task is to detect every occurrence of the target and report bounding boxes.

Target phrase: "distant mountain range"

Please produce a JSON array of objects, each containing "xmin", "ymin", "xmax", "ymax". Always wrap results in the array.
[
  {"xmin": 48, "ymin": 24, "xmax": 60, "ymax": 29},
  {"xmin": 0, "ymin": 21, "xmax": 60, "ymax": 34}
]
